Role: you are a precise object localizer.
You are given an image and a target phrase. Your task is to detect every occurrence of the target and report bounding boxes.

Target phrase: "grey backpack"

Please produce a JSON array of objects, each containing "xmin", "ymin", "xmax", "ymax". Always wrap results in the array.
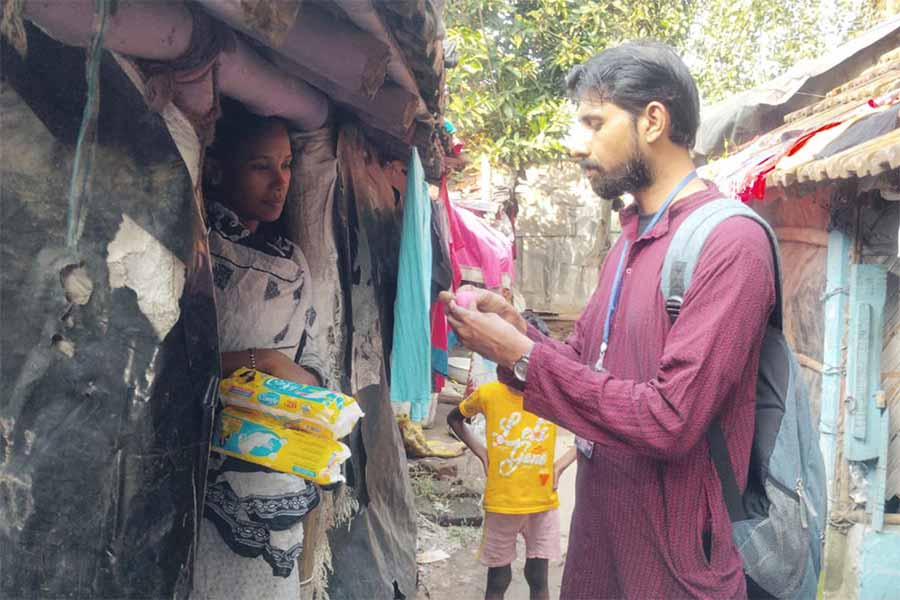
[{"xmin": 661, "ymin": 198, "xmax": 827, "ymax": 599}]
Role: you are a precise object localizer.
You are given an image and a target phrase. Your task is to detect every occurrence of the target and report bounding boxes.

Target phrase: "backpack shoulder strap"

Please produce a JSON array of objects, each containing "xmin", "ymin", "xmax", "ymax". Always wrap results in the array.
[
  {"xmin": 661, "ymin": 197, "xmax": 784, "ymax": 329},
  {"xmin": 708, "ymin": 418, "xmax": 748, "ymax": 522},
  {"xmin": 661, "ymin": 198, "xmax": 785, "ymax": 523}
]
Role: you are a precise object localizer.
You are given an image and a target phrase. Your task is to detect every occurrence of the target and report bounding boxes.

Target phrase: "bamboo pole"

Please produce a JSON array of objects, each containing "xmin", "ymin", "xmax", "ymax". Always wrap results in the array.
[
  {"xmin": 832, "ymin": 195, "xmax": 864, "ymax": 514},
  {"xmin": 297, "ymin": 505, "xmax": 324, "ymax": 588},
  {"xmin": 796, "ymin": 353, "xmax": 826, "ymax": 373},
  {"xmin": 774, "ymin": 227, "xmax": 829, "ymax": 247},
  {"xmin": 793, "ymin": 353, "xmax": 895, "ymax": 381},
  {"xmin": 847, "ymin": 510, "xmax": 900, "ymax": 526}
]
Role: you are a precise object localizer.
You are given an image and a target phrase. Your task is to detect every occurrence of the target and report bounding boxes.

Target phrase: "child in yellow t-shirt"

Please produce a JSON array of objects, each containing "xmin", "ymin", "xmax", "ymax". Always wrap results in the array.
[{"xmin": 448, "ymin": 381, "xmax": 577, "ymax": 600}]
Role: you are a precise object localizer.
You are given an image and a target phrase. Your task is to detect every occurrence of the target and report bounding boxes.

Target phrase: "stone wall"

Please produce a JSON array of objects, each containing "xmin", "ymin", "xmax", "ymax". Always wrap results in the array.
[{"xmin": 514, "ymin": 162, "xmax": 618, "ymax": 314}]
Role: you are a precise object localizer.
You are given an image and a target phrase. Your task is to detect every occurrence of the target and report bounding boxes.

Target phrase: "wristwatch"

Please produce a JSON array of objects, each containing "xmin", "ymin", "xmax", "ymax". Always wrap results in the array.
[{"xmin": 513, "ymin": 348, "xmax": 532, "ymax": 383}]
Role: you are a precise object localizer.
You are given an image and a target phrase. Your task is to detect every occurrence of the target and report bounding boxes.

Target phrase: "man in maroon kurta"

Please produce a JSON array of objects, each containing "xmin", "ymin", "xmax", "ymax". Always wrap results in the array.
[{"xmin": 441, "ymin": 42, "xmax": 775, "ymax": 599}]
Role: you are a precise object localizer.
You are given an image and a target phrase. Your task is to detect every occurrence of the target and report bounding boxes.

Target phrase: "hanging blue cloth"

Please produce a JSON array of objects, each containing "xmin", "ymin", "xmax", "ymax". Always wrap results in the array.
[{"xmin": 390, "ymin": 149, "xmax": 433, "ymax": 422}]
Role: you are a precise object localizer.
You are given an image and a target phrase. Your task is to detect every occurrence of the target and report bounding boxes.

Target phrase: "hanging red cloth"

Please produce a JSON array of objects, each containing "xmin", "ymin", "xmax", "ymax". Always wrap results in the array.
[
  {"xmin": 738, "ymin": 121, "xmax": 844, "ymax": 202},
  {"xmin": 431, "ymin": 177, "xmax": 462, "ymax": 394}
]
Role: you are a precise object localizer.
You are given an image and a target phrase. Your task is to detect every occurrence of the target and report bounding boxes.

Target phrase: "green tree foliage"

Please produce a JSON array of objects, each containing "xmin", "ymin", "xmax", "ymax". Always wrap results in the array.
[
  {"xmin": 445, "ymin": 0, "xmax": 882, "ymax": 174},
  {"xmin": 685, "ymin": 0, "xmax": 882, "ymax": 103}
]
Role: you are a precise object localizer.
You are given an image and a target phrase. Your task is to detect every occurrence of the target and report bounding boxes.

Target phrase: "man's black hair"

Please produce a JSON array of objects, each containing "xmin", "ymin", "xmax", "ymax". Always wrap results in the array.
[{"xmin": 565, "ymin": 41, "xmax": 700, "ymax": 149}]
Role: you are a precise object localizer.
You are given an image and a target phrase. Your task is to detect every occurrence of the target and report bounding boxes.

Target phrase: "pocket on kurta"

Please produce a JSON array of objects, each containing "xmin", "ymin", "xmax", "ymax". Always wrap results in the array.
[{"xmin": 668, "ymin": 474, "xmax": 718, "ymax": 576}]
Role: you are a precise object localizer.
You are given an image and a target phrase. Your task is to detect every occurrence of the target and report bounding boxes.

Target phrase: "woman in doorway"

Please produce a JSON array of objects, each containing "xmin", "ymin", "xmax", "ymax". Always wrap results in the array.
[{"xmin": 193, "ymin": 101, "xmax": 325, "ymax": 598}]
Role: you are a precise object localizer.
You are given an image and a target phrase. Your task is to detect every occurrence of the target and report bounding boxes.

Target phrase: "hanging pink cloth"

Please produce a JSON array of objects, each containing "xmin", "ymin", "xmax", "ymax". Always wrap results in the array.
[
  {"xmin": 431, "ymin": 301, "xmax": 449, "ymax": 392},
  {"xmin": 453, "ymin": 205, "xmax": 515, "ymax": 289}
]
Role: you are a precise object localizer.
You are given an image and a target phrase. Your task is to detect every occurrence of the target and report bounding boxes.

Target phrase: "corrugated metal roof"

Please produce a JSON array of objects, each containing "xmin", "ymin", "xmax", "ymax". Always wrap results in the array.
[
  {"xmin": 770, "ymin": 48, "xmax": 900, "ymax": 186},
  {"xmin": 784, "ymin": 64, "xmax": 900, "ymax": 128},
  {"xmin": 768, "ymin": 128, "xmax": 900, "ymax": 186},
  {"xmin": 785, "ymin": 49, "xmax": 900, "ymax": 124},
  {"xmin": 704, "ymin": 44, "xmax": 900, "ymax": 192}
]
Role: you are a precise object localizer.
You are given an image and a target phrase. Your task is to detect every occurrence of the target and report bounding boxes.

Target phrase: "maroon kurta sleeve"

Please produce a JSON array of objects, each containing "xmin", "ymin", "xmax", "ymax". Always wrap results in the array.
[
  {"xmin": 522, "ymin": 219, "xmax": 775, "ymax": 460},
  {"xmin": 499, "ymin": 314, "xmax": 586, "ymax": 388},
  {"xmin": 527, "ymin": 319, "xmax": 585, "ymax": 359}
]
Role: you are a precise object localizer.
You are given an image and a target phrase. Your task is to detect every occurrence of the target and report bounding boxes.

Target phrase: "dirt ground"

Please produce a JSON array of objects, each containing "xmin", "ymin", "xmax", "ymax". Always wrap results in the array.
[{"xmin": 413, "ymin": 400, "xmax": 577, "ymax": 600}]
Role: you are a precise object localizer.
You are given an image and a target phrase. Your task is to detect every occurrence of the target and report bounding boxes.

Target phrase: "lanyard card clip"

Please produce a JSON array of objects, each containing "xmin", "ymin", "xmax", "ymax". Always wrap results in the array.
[{"xmin": 594, "ymin": 342, "xmax": 608, "ymax": 371}]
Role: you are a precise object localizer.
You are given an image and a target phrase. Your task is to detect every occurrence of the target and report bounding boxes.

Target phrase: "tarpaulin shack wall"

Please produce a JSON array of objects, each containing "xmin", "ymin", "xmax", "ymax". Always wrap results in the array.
[
  {"xmin": 699, "ymin": 37, "xmax": 900, "ymax": 599},
  {"xmin": 1, "ymin": 0, "xmax": 452, "ymax": 598}
]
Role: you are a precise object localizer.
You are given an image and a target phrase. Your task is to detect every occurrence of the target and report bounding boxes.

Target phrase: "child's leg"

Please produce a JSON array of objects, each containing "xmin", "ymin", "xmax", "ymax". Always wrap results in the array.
[
  {"xmin": 485, "ymin": 565, "xmax": 512, "ymax": 600},
  {"xmin": 521, "ymin": 509, "xmax": 561, "ymax": 600},
  {"xmin": 479, "ymin": 512, "xmax": 522, "ymax": 600},
  {"xmin": 524, "ymin": 558, "xmax": 549, "ymax": 600}
]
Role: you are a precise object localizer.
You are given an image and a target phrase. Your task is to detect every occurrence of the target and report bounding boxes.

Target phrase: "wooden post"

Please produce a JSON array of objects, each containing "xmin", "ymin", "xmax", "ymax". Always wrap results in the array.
[
  {"xmin": 834, "ymin": 199, "xmax": 865, "ymax": 513},
  {"xmin": 298, "ymin": 505, "xmax": 325, "ymax": 590},
  {"xmin": 822, "ymin": 197, "xmax": 856, "ymax": 598},
  {"xmin": 819, "ymin": 228, "xmax": 852, "ymax": 493}
]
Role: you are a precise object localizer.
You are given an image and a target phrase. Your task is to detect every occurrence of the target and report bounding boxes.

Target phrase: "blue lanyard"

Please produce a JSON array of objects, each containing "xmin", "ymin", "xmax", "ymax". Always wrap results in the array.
[{"xmin": 594, "ymin": 170, "xmax": 698, "ymax": 371}]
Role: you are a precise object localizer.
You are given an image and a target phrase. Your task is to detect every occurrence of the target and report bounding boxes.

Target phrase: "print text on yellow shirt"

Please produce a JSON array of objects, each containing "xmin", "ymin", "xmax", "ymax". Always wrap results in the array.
[{"xmin": 459, "ymin": 381, "xmax": 559, "ymax": 514}]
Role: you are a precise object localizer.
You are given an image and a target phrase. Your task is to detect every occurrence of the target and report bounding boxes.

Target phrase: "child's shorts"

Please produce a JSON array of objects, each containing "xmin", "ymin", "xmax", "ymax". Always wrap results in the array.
[{"xmin": 478, "ymin": 508, "xmax": 561, "ymax": 567}]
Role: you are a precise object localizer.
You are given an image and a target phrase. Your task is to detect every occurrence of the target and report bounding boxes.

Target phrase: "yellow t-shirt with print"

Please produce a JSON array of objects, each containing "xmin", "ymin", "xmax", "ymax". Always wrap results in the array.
[{"xmin": 459, "ymin": 381, "xmax": 558, "ymax": 514}]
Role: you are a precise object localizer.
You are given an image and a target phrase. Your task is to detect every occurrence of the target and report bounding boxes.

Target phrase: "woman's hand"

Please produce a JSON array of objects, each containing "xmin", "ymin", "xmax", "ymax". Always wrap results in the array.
[
  {"xmin": 221, "ymin": 349, "xmax": 320, "ymax": 386},
  {"xmin": 257, "ymin": 349, "xmax": 320, "ymax": 386}
]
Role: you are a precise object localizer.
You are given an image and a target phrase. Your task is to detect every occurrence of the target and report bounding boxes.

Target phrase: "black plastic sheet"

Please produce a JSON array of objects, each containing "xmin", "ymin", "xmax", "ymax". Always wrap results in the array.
[
  {"xmin": 1, "ymin": 27, "xmax": 217, "ymax": 598},
  {"xmin": 326, "ymin": 383, "xmax": 417, "ymax": 600}
]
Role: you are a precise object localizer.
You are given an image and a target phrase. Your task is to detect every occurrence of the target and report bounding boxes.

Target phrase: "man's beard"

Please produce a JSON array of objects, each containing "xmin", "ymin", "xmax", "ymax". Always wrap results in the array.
[
  {"xmin": 580, "ymin": 125, "xmax": 653, "ymax": 202},
  {"xmin": 580, "ymin": 146, "xmax": 654, "ymax": 202}
]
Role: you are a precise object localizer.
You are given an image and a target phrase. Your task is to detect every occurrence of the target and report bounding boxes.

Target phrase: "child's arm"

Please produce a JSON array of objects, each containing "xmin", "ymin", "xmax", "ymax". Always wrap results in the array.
[
  {"xmin": 447, "ymin": 407, "xmax": 488, "ymax": 474},
  {"xmin": 553, "ymin": 445, "xmax": 577, "ymax": 490}
]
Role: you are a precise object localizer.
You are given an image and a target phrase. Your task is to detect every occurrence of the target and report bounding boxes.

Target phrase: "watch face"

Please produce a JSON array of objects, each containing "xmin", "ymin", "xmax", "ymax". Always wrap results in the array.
[{"xmin": 514, "ymin": 358, "xmax": 528, "ymax": 381}]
